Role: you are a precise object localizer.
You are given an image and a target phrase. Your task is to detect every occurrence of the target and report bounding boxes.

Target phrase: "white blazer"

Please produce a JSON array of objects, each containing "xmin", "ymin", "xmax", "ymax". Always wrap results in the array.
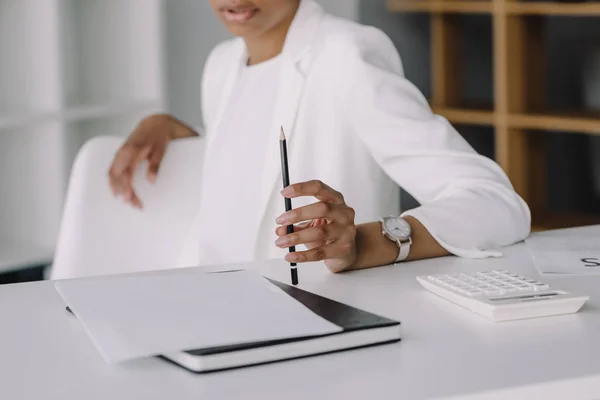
[{"xmin": 180, "ymin": 0, "xmax": 531, "ymax": 266}]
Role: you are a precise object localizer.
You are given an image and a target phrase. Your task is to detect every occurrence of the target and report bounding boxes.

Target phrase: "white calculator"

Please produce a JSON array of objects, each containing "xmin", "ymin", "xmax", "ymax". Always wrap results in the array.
[{"xmin": 417, "ymin": 270, "xmax": 589, "ymax": 322}]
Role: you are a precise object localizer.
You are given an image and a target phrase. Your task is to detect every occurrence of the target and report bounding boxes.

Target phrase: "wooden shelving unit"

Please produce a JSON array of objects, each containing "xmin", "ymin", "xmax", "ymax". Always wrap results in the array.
[
  {"xmin": 389, "ymin": 0, "xmax": 600, "ymax": 15},
  {"xmin": 431, "ymin": 105, "xmax": 495, "ymax": 125},
  {"xmin": 389, "ymin": 0, "xmax": 493, "ymax": 13},
  {"xmin": 388, "ymin": 0, "xmax": 600, "ymax": 231},
  {"xmin": 505, "ymin": 2, "xmax": 600, "ymax": 16}
]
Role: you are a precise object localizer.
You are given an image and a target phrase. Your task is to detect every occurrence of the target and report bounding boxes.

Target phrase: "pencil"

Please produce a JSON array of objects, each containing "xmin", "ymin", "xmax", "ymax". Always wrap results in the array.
[{"xmin": 279, "ymin": 126, "xmax": 298, "ymax": 285}]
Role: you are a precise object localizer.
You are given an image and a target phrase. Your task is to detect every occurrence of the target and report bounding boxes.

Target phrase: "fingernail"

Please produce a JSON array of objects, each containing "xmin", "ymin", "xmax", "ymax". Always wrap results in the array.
[
  {"xmin": 281, "ymin": 186, "xmax": 295, "ymax": 197},
  {"xmin": 276, "ymin": 213, "xmax": 290, "ymax": 224},
  {"xmin": 286, "ymin": 253, "xmax": 299, "ymax": 262},
  {"xmin": 275, "ymin": 236, "xmax": 291, "ymax": 247}
]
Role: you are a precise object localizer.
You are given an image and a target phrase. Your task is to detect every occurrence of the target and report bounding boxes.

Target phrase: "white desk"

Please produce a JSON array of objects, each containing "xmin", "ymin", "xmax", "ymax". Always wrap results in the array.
[{"xmin": 2, "ymin": 240, "xmax": 600, "ymax": 399}]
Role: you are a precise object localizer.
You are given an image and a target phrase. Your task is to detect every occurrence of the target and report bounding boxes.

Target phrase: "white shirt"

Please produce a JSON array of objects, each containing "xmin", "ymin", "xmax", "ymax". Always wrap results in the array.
[
  {"xmin": 193, "ymin": 0, "xmax": 530, "ymax": 265},
  {"xmin": 194, "ymin": 55, "xmax": 282, "ymax": 266}
]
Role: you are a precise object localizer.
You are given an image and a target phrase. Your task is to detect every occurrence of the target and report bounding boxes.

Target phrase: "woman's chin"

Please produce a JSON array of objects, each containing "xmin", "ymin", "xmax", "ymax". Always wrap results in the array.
[{"xmin": 223, "ymin": 24, "xmax": 261, "ymax": 38}]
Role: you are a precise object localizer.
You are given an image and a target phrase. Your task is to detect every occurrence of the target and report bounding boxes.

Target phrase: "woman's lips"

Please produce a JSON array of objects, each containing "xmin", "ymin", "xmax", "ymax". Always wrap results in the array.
[{"xmin": 222, "ymin": 7, "xmax": 259, "ymax": 23}]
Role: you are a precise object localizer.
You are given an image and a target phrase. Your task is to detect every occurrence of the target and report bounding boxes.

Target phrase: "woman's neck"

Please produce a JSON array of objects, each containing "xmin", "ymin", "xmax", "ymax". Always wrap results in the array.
[
  {"xmin": 245, "ymin": 33, "xmax": 286, "ymax": 65},
  {"xmin": 244, "ymin": 8, "xmax": 297, "ymax": 65}
]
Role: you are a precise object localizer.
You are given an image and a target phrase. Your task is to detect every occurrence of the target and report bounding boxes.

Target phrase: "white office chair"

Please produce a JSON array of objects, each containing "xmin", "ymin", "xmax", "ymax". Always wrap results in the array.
[{"xmin": 50, "ymin": 136, "xmax": 206, "ymax": 280}]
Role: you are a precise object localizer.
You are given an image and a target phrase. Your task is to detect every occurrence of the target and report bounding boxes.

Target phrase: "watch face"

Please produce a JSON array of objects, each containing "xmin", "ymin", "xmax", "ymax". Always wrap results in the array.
[{"xmin": 384, "ymin": 217, "xmax": 411, "ymax": 239}]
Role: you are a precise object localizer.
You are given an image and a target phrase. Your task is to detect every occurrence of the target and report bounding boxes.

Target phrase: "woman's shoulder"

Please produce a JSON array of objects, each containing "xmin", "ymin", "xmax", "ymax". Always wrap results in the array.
[
  {"xmin": 313, "ymin": 15, "xmax": 401, "ymax": 68},
  {"xmin": 310, "ymin": 15, "xmax": 403, "ymax": 77},
  {"xmin": 319, "ymin": 16, "xmax": 395, "ymax": 52}
]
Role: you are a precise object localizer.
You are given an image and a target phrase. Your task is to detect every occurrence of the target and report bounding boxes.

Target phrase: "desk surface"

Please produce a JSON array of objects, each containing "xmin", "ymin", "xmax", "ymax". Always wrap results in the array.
[{"xmin": 2, "ymin": 238, "xmax": 600, "ymax": 400}]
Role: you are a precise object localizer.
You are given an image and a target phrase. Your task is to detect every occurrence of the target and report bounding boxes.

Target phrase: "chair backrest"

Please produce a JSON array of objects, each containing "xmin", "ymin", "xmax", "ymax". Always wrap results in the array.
[{"xmin": 50, "ymin": 136, "xmax": 205, "ymax": 280}]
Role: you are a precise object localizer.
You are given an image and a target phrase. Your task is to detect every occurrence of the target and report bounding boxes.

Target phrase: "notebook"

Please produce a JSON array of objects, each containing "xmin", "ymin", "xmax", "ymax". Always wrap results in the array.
[
  {"xmin": 57, "ymin": 269, "xmax": 346, "ymax": 364},
  {"xmin": 160, "ymin": 278, "xmax": 401, "ymax": 373}
]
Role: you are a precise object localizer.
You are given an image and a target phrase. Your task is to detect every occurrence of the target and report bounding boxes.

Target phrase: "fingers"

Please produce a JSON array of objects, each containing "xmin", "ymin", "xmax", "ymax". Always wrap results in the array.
[
  {"xmin": 109, "ymin": 146, "xmax": 134, "ymax": 196},
  {"xmin": 275, "ymin": 180, "xmax": 357, "ymax": 269},
  {"xmin": 147, "ymin": 141, "xmax": 167, "ymax": 183},
  {"xmin": 284, "ymin": 242, "xmax": 354, "ymax": 264},
  {"xmin": 275, "ymin": 223, "xmax": 346, "ymax": 248},
  {"xmin": 281, "ymin": 180, "xmax": 344, "ymax": 204},
  {"xmin": 108, "ymin": 143, "xmax": 151, "ymax": 208},
  {"xmin": 276, "ymin": 202, "xmax": 354, "ymax": 226},
  {"xmin": 275, "ymin": 221, "xmax": 313, "ymax": 237},
  {"xmin": 124, "ymin": 186, "xmax": 143, "ymax": 209}
]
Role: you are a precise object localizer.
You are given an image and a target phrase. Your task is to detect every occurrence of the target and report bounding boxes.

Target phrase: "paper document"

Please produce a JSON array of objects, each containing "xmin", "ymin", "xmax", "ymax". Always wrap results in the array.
[
  {"xmin": 525, "ymin": 225, "xmax": 600, "ymax": 274},
  {"xmin": 55, "ymin": 269, "xmax": 342, "ymax": 364}
]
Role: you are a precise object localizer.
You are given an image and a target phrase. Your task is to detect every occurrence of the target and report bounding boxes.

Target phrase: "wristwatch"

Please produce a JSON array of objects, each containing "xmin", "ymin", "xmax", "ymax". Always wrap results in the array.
[{"xmin": 380, "ymin": 216, "xmax": 412, "ymax": 263}]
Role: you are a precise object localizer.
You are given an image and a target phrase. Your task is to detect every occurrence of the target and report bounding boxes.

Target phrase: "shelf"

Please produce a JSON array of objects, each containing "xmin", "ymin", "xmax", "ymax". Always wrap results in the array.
[
  {"xmin": 0, "ymin": 111, "xmax": 57, "ymax": 131},
  {"xmin": 60, "ymin": 0, "xmax": 163, "ymax": 108},
  {"xmin": 388, "ymin": 0, "xmax": 600, "ymax": 16},
  {"xmin": 506, "ymin": 2, "xmax": 600, "ymax": 17},
  {"xmin": 0, "ymin": 239, "xmax": 53, "ymax": 274},
  {"xmin": 64, "ymin": 101, "xmax": 163, "ymax": 122},
  {"xmin": 433, "ymin": 106, "xmax": 495, "ymax": 126},
  {"xmin": 68, "ymin": 111, "xmax": 151, "ymax": 138},
  {"xmin": 0, "ymin": 0, "xmax": 61, "ymax": 115},
  {"xmin": 0, "ymin": 101, "xmax": 163, "ymax": 131},
  {"xmin": 387, "ymin": 0, "xmax": 492, "ymax": 14},
  {"xmin": 532, "ymin": 211, "xmax": 600, "ymax": 232},
  {"xmin": 508, "ymin": 112, "xmax": 600, "ymax": 135}
]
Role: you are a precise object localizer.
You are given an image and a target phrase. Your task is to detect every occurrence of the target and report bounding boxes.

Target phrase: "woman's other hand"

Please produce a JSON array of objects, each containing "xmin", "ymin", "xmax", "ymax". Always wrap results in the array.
[{"xmin": 108, "ymin": 114, "xmax": 198, "ymax": 208}]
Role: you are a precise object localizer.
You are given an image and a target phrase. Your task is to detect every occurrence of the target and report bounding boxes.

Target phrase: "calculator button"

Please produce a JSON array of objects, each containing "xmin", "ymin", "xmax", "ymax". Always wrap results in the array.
[
  {"xmin": 455, "ymin": 284, "xmax": 472, "ymax": 289},
  {"xmin": 533, "ymin": 284, "xmax": 550, "ymax": 291},
  {"xmin": 484, "ymin": 289, "xmax": 505, "ymax": 296}
]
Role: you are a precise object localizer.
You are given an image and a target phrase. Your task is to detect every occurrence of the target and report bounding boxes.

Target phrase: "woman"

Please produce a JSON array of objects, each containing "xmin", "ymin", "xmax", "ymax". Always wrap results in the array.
[{"xmin": 109, "ymin": 0, "xmax": 531, "ymax": 273}]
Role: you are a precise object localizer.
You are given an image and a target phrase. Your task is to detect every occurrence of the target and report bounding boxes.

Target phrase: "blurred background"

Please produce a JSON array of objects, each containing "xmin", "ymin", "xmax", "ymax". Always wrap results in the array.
[{"xmin": 1, "ymin": 0, "xmax": 599, "ymax": 284}]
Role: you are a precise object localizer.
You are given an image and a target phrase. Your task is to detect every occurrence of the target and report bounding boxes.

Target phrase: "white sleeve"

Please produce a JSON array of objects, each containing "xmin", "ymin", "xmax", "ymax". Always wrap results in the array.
[{"xmin": 335, "ymin": 28, "xmax": 531, "ymax": 258}]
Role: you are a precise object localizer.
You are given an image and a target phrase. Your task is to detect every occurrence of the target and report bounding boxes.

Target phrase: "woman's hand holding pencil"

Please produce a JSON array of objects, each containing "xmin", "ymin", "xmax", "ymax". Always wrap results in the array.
[{"xmin": 275, "ymin": 180, "xmax": 358, "ymax": 274}]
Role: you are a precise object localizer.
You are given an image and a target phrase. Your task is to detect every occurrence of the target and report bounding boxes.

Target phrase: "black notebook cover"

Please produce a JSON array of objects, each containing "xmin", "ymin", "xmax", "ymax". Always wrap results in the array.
[{"xmin": 180, "ymin": 278, "xmax": 401, "ymax": 357}]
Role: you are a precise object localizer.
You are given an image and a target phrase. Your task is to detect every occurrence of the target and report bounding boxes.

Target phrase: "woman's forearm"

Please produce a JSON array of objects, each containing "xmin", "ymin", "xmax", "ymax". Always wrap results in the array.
[
  {"xmin": 351, "ymin": 216, "xmax": 450, "ymax": 271},
  {"xmin": 141, "ymin": 113, "xmax": 200, "ymax": 140}
]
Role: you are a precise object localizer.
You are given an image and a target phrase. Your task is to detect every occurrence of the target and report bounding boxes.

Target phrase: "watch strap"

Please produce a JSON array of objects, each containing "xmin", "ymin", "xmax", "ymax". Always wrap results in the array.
[{"xmin": 395, "ymin": 238, "xmax": 411, "ymax": 263}]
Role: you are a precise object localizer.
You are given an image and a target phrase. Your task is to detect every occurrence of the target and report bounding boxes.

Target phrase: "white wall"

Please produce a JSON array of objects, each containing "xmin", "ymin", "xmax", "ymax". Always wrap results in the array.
[
  {"xmin": 164, "ymin": 0, "xmax": 229, "ymax": 129},
  {"xmin": 319, "ymin": 0, "xmax": 358, "ymax": 21},
  {"xmin": 164, "ymin": 0, "xmax": 358, "ymax": 127}
]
